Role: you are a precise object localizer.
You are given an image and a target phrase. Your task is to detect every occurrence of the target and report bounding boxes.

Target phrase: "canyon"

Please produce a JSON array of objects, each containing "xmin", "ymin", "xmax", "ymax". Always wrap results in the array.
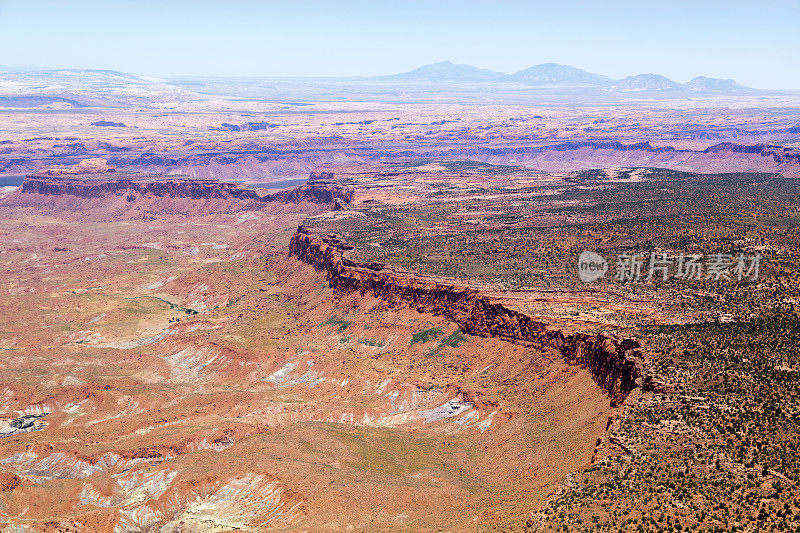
[
  {"xmin": 3, "ymin": 151, "xmax": 800, "ymax": 530},
  {"xmin": 0, "ymin": 165, "xmax": 622, "ymax": 530},
  {"xmin": 2, "ymin": 62, "xmax": 800, "ymax": 531},
  {"xmin": 7, "ymin": 167, "xmax": 647, "ymax": 407}
]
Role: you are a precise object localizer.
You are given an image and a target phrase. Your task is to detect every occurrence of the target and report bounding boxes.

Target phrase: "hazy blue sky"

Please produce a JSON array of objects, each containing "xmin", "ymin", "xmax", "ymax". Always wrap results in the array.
[{"xmin": 0, "ymin": 0, "xmax": 798, "ymax": 89}]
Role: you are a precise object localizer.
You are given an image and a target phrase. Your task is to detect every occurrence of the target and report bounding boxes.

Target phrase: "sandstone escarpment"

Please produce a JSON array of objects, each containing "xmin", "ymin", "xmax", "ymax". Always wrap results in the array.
[
  {"xmin": 289, "ymin": 228, "xmax": 645, "ymax": 405},
  {"xmin": 703, "ymin": 142, "xmax": 800, "ymax": 165},
  {"xmin": 19, "ymin": 173, "xmax": 352, "ymax": 204},
  {"xmin": 20, "ymin": 175, "xmax": 260, "ymax": 200},
  {"xmin": 267, "ymin": 172, "xmax": 353, "ymax": 205},
  {"xmin": 11, "ymin": 171, "xmax": 353, "ymax": 215}
]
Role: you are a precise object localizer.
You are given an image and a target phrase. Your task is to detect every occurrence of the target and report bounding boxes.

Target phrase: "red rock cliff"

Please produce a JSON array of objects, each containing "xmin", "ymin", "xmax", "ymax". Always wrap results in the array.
[
  {"xmin": 20, "ymin": 175, "xmax": 259, "ymax": 200},
  {"xmin": 17, "ymin": 173, "xmax": 353, "ymax": 206},
  {"xmin": 266, "ymin": 173, "xmax": 353, "ymax": 205},
  {"xmin": 289, "ymin": 228, "xmax": 646, "ymax": 405}
]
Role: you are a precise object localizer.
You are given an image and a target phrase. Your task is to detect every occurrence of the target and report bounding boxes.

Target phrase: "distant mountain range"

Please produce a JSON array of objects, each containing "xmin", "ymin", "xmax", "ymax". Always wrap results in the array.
[
  {"xmin": 0, "ymin": 63, "xmax": 769, "ymax": 106},
  {"xmin": 376, "ymin": 61, "xmax": 757, "ymax": 93}
]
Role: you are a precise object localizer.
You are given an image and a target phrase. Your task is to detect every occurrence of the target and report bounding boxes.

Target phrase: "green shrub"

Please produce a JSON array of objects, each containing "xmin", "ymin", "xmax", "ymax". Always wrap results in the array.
[
  {"xmin": 411, "ymin": 327, "xmax": 442, "ymax": 345},
  {"xmin": 439, "ymin": 329, "xmax": 467, "ymax": 348}
]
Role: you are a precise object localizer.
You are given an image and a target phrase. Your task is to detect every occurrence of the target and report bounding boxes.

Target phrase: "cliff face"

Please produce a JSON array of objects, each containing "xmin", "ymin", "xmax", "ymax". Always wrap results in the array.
[
  {"xmin": 289, "ymin": 228, "xmax": 646, "ymax": 405},
  {"xmin": 16, "ymin": 173, "xmax": 353, "ymax": 206},
  {"xmin": 20, "ymin": 176, "xmax": 259, "ymax": 200},
  {"xmin": 703, "ymin": 142, "xmax": 800, "ymax": 165},
  {"xmin": 266, "ymin": 173, "xmax": 353, "ymax": 205}
]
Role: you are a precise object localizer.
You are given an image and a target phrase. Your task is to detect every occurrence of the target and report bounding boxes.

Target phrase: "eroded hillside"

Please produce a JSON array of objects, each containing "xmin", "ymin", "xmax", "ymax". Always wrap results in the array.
[
  {"xmin": 3, "ymin": 159, "xmax": 800, "ymax": 532},
  {"xmin": 0, "ymin": 169, "xmax": 618, "ymax": 531}
]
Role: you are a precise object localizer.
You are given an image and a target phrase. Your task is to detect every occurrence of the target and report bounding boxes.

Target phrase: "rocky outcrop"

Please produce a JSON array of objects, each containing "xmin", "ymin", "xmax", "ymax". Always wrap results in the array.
[
  {"xmin": 16, "ymin": 171, "xmax": 353, "ymax": 206},
  {"xmin": 703, "ymin": 142, "xmax": 800, "ymax": 165},
  {"xmin": 290, "ymin": 228, "xmax": 645, "ymax": 405},
  {"xmin": 0, "ymin": 412, "xmax": 48, "ymax": 438},
  {"xmin": 39, "ymin": 157, "xmax": 116, "ymax": 176},
  {"xmin": 267, "ymin": 172, "xmax": 354, "ymax": 204},
  {"xmin": 20, "ymin": 175, "xmax": 259, "ymax": 200},
  {"xmin": 91, "ymin": 121, "xmax": 126, "ymax": 128},
  {"xmin": 216, "ymin": 121, "xmax": 278, "ymax": 132}
]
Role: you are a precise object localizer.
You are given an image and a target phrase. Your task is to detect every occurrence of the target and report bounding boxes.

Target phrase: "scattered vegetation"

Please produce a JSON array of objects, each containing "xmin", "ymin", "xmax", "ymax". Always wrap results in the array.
[
  {"xmin": 438, "ymin": 329, "xmax": 468, "ymax": 348},
  {"xmin": 411, "ymin": 327, "xmax": 443, "ymax": 345},
  {"xmin": 310, "ymin": 168, "xmax": 800, "ymax": 322},
  {"xmin": 536, "ymin": 312, "xmax": 800, "ymax": 531},
  {"xmin": 323, "ymin": 317, "xmax": 352, "ymax": 333},
  {"xmin": 360, "ymin": 338, "xmax": 386, "ymax": 347},
  {"xmin": 307, "ymin": 163, "xmax": 800, "ymax": 529}
]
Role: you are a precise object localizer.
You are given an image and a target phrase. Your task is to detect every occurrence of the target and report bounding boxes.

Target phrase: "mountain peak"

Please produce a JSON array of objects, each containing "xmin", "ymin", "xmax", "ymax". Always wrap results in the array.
[
  {"xmin": 685, "ymin": 76, "xmax": 751, "ymax": 93},
  {"xmin": 378, "ymin": 61, "xmax": 505, "ymax": 83},
  {"xmin": 612, "ymin": 73, "xmax": 681, "ymax": 91},
  {"xmin": 505, "ymin": 63, "xmax": 613, "ymax": 86}
]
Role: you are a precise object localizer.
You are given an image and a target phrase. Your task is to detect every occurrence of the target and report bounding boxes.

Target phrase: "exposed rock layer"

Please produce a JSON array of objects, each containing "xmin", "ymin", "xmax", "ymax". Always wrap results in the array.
[
  {"xmin": 17, "ymin": 172, "xmax": 353, "ymax": 206},
  {"xmin": 290, "ymin": 228, "xmax": 645, "ymax": 405},
  {"xmin": 3, "ymin": 141, "xmax": 799, "ymax": 179}
]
